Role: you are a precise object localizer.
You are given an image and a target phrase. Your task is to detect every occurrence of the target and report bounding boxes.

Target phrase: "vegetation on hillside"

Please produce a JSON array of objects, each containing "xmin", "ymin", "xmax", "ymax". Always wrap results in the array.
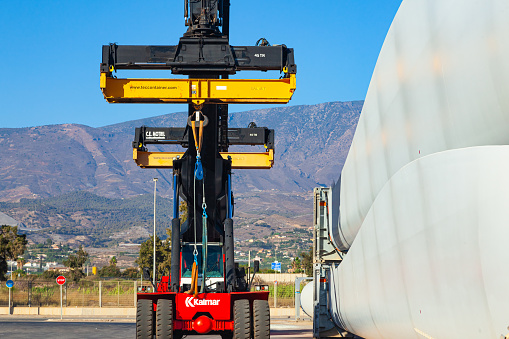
[
  {"xmin": 26, "ymin": 240, "xmax": 72, "ymax": 263},
  {"xmin": 0, "ymin": 191, "xmax": 174, "ymax": 247}
]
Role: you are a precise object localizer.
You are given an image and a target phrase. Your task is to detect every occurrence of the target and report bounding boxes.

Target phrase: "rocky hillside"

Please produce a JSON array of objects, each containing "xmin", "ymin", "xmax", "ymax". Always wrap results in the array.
[
  {"xmin": 0, "ymin": 101, "xmax": 362, "ymax": 249},
  {"xmin": 0, "ymin": 101, "xmax": 362, "ymax": 202}
]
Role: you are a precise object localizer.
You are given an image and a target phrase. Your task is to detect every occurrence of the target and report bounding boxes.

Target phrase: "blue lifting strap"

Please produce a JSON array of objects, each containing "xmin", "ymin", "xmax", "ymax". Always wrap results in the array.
[{"xmin": 195, "ymin": 155, "xmax": 203, "ymax": 180}]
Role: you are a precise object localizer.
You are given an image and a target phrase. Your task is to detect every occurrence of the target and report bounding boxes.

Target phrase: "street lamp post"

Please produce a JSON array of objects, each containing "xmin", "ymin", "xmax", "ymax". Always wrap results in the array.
[
  {"xmin": 9, "ymin": 261, "xmax": 13, "ymax": 313},
  {"xmin": 153, "ymin": 178, "xmax": 158, "ymax": 287}
]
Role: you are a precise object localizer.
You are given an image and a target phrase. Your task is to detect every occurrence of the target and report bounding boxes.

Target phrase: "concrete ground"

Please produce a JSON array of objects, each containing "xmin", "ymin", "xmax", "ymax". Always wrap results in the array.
[{"xmin": 0, "ymin": 315, "xmax": 314, "ymax": 338}]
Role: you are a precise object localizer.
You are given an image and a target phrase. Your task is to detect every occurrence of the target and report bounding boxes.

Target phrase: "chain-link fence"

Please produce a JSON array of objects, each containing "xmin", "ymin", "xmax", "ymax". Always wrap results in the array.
[
  {"xmin": 0, "ymin": 280, "xmax": 152, "ymax": 308},
  {"xmin": 266, "ymin": 282, "xmax": 295, "ymax": 307},
  {"xmin": 1, "ymin": 279, "xmax": 310, "ymax": 308},
  {"xmin": 253, "ymin": 280, "xmax": 311, "ymax": 308}
]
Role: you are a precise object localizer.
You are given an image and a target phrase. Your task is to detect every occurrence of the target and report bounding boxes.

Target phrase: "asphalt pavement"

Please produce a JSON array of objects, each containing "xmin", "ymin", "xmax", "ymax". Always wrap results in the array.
[{"xmin": 0, "ymin": 316, "xmax": 313, "ymax": 339}]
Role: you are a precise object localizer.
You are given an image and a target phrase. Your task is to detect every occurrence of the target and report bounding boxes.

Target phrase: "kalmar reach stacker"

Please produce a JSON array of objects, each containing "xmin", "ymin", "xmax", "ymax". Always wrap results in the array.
[{"xmin": 100, "ymin": 1, "xmax": 296, "ymax": 338}]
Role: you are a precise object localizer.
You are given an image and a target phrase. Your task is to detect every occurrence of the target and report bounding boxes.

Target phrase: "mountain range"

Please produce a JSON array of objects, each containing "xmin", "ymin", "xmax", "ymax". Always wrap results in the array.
[
  {"xmin": 0, "ymin": 101, "xmax": 362, "ymax": 246},
  {"xmin": 0, "ymin": 101, "xmax": 362, "ymax": 202}
]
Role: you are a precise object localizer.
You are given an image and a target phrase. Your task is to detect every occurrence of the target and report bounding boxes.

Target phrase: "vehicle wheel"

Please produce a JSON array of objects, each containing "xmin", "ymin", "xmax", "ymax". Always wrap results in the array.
[
  {"xmin": 252, "ymin": 300, "xmax": 270, "ymax": 339},
  {"xmin": 156, "ymin": 299, "xmax": 173, "ymax": 339},
  {"xmin": 233, "ymin": 299, "xmax": 251, "ymax": 339},
  {"xmin": 136, "ymin": 299, "xmax": 154, "ymax": 339}
]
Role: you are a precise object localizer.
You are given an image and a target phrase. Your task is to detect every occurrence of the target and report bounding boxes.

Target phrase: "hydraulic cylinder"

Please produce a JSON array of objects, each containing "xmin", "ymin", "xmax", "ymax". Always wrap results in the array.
[
  {"xmin": 171, "ymin": 217, "xmax": 181, "ymax": 292},
  {"xmin": 224, "ymin": 218, "xmax": 235, "ymax": 292}
]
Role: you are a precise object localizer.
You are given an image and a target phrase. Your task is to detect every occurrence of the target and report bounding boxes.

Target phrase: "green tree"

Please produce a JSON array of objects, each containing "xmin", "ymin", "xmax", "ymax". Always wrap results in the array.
[
  {"xmin": 98, "ymin": 256, "xmax": 121, "ymax": 277},
  {"xmin": 0, "ymin": 225, "xmax": 28, "ymax": 280},
  {"xmin": 12, "ymin": 269, "xmax": 26, "ymax": 279},
  {"xmin": 42, "ymin": 269, "xmax": 60, "ymax": 280},
  {"xmin": 136, "ymin": 235, "xmax": 171, "ymax": 279},
  {"xmin": 63, "ymin": 245, "xmax": 89, "ymax": 282},
  {"xmin": 300, "ymin": 247, "xmax": 313, "ymax": 277},
  {"xmin": 16, "ymin": 257, "xmax": 26, "ymax": 270},
  {"xmin": 122, "ymin": 267, "xmax": 140, "ymax": 279},
  {"xmin": 179, "ymin": 201, "xmax": 188, "ymax": 224},
  {"xmin": 292, "ymin": 256, "xmax": 303, "ymax": 273}
]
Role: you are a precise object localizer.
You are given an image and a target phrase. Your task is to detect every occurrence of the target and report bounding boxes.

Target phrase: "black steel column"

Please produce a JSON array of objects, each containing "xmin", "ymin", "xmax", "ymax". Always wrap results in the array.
[
  {"xmin": 183, "ymin": 97, "xmax": 223, "ymax": 243},
  {"xmin": 201, "ymin": 103, "xmax": 219, "ymax": 240},
  {"xmin": 222, "ymin": 0, "xmax": 230, "ymax": 38},
  {"xmin": 170, "ymin": 217, "xmax": 181, "ymax": 292},
  {"xmin": 224, "ymin": 218, "xmax": 235, "ymax": 292}
]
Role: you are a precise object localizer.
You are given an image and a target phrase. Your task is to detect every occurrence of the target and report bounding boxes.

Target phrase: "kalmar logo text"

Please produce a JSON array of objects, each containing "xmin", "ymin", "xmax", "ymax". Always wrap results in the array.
[{"xmin": 185, "ymin": 297, "xmax": 220, "ymax": 308}]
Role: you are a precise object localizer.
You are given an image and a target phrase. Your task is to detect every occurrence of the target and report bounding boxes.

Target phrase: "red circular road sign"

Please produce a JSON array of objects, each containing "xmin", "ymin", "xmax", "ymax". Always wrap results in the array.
[{"xmin": 56, "ymin": 276, "xmax": 66, "ymax": 285}]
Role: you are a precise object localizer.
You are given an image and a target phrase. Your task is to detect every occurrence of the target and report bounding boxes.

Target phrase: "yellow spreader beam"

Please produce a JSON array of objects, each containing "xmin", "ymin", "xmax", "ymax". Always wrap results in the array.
[
  {"xmin": 133, "ymin": 149, "xmax": 274, "ymax": 169},
  {"xmin": 100, "ymin": 73, "xmax": 296, "ymax": 105}
]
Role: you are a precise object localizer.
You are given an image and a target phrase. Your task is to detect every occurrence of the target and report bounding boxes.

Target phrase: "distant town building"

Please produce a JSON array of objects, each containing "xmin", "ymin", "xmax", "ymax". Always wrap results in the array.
[
  {"xmin": 47, "ymin": 264, "xmax": 70, "ymax": 273},
  {"xmin": 119, "ymin": 243, "xmax": 141, "ymax": 247}
]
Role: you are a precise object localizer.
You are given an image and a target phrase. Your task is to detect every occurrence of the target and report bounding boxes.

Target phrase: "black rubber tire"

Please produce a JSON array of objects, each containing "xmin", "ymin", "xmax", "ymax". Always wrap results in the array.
[
  {"xmin": 233, "ymin": 299, "xmax": 251, "ymax": 339},
  {"xmin": 252, "ymin": 300, "xmax": 270, "ymax": 339},
  {"xmin": 156, "ymin": 299, "xmax": 173, "ymax": 339},
  {"xmin": 136, "ymin": 299, "xmax": 154, "ymax": 339}
]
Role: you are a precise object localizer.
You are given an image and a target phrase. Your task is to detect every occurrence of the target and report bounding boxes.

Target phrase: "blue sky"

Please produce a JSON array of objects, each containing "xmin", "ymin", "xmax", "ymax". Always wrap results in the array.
[{"xmin": 0, "ymin": 0, "xmax": 402, "ymax": 128}]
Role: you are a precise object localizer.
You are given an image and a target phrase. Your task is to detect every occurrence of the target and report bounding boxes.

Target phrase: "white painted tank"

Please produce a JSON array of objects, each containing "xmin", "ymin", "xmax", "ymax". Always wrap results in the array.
[
  {"xmin": 331, "ymin": 0, "xmax": 509, "ymax": 251},
  {"xmin": 328, "ymin": 0, "xmax": 509, "ymax": 337},
  {"xmin": 300, "ymin": 281, "xmax": 314, "ymax": 317},
  {"xmin": 332, "ymin": 147, "xmax": 509, "ymax": 338}
]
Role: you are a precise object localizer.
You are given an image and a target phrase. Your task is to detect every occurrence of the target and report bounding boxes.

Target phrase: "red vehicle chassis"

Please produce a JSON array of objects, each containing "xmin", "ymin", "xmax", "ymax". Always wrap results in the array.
[{"xmin": 137, "ymin": 290, "xmax": 269, "ymax": 335}]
